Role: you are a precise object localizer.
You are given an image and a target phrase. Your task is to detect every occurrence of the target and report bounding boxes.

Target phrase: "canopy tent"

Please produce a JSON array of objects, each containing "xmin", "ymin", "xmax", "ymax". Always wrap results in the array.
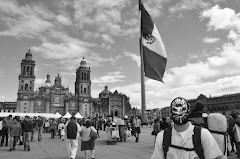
[
  {"xmin": 74, "ymin": 112, "xmax": 83, "ymax": 119},
  {"xmin": 54, "ymin": 112, "xmax": 62, "ymax": 118},
  {"xmin": 63, "ymin": 112, "xmax": 72, "ymax": 119}
]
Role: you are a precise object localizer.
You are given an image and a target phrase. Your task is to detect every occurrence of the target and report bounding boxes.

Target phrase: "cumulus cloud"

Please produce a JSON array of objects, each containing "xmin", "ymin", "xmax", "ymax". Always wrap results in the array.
[
  {"xmin": 228, "ymin": 30, "xmax": 240, "ymax": 40},
  {"xmin": 169, "ymin": 0, "xmax": 210, "ymax": 14},
  {"xmin": 0, "ymin": 1, "xmax": 55, "ymax": 38},
  {"xmin": 56, "ymin": 14, "xmax": 72, "ymax": 26},
  {"xmin": 35, "ymin": 78, "xmax": 46, "ymax": 86},
  {"xmin": 73, "ymin": 0, "xmax": 139, "ymax": 37},
  {"xmin": 92, "ymin": 71, "xmax": 125, "ymax": 84},
  {"xmin": 202, "ymin": 37, "xmax": 220, "ymax": 43},
  {"xmin": 201, "ymin": 5, "xmax": 240, "ymax": 32},
  {"xmin": 123, "ymin": 51, "xmax": 140, "ymax": 67}
]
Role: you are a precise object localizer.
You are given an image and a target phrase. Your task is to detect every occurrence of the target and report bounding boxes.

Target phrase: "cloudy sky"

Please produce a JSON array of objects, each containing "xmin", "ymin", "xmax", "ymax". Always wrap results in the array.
[{"xmin": 0, "ymin": 0, "xmax": 240, "ymax": 110}]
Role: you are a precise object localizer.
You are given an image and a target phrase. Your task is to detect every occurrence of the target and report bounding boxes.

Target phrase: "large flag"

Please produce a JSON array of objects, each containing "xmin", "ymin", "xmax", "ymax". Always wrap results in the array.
[{"xmin": 140, "ymin": 3, "xmax": 167, "ymax": 82}]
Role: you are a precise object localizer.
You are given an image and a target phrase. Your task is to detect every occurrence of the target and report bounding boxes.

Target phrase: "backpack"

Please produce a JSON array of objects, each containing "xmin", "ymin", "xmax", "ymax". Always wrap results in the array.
[
  {"xmin": 162, "ymin": 126, "xmax": 205, "ymax": 159},
  {"xmin": 189, "ymin": 112, "xmax": 227, "ymax": 156},
  {"xmin": 207, "ymin": 113, "xmax": 227, "ymax": 156}
]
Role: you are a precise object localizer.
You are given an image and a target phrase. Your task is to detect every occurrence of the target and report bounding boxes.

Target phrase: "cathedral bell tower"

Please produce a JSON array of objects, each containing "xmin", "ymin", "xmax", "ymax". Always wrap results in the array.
[
  {"xmin": 75, "ymin": 58, "xmax": 91, "ymax": 97},
  {"xmin": 17, "ymin": 49, "xmax": 35, "ymax": 113},
  {"xmin": 75, "ymin": 58, "xmax": 92, "ymax": 117}
]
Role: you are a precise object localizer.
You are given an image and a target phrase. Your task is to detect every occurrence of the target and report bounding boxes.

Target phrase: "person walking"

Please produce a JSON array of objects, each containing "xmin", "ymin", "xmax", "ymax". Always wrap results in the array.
[
  {"xmin": 133, "ymin": 116, "xmax": 141, "ymax": 142},
  {"xmin": 152, "ymin": 118, "xmax": 160, "ymax": 144},
  {"xmin": 21, "ymin": 115, "xmax": 33, "ymax": 151},
  {"xmin": 44, "ymin": 120, "xmax": 50, "ymax": 133},
  {"xmin": 9, "ymin": 117, "xmax": 21, "ymax": 151},
  {"xmin": 0, "ymin": 117, "xmax": 3, "ymax": 146},
  {"xmin": 65, "ymin": 116, "xmax": 81, "ymax": 159},
  {"xmin": 58, "ymin": 121, "xmax": 64, "ymax": 139},
  {"xmin": 36, "ymin": 116, "xmax": 44, "ymax": 142},
  {"xmin": 81, "ymin": 120, "xmax": 97, "ymax": 159},
  {"xmin": 151, "ymin": 97, "xmax": 225, "ymax": 159},
  {"xmin": 232, "ymin": 112, "xmax": 240, "ymax": 157},
  {"xmin": 1, "ymin": 115, "xmax": 13, "ymax": 147},
  {"xmin": 31, "ymin": 116, "xmax": 37, "ymax": 142},
  {"xmin": 50, "ymin": 119, "xmax": 57, "ymax": 139}
]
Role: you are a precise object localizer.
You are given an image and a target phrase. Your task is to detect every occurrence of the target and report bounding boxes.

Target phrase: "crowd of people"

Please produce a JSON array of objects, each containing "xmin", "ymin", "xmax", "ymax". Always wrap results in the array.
[
  {"xmin": 0, "ymin": 115, "xmax": 44, "ymax": 151},
  {"xmin": 3, "ymin": 96, "xmax": 240, "ymax": 159},
  {"xmin": 0, "ymin": 113, "xmax": 146, "ymax": 159}
]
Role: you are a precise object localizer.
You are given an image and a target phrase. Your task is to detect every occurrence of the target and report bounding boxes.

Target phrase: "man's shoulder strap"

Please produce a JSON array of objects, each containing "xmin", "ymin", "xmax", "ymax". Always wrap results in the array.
[
  {"xmin": 193, "ymin": 126, "xmax": 205, "ymax": 159},
  {"xmin": 162, "ymin": 126, "xmax": 172, "ymax": 158},
  {"xmin": 162, "ymin": 125, "xmax": 205, "ymax": 159}
]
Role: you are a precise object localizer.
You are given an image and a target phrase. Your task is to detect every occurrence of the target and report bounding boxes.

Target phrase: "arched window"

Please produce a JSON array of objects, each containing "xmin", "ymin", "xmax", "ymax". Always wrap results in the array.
[
  {"xmin": 26, "ymin": 67, "xmax": 29, "ymax": 75},
  {"xmin": 30, "ymin": 67, "xmax": 32, "ymax": 75},
  {"xmin": 23, "ymin": 66, "xmax": 26, "ymax": 75},
  {"xmin": 87, "ymin": 73, "xmax": 90, "ymax": 80},
  {"xmin": 25, "ymin": 84, "xmax": 28, "ymax": 90},
  {"xmin": 81, "ymin": 85, "xmax": 83, "ymax": 94},
  {"xmin": 21, "ymin": 81, "xmax": 24, "ymax": 90},
  {"xmin": 84, "ymin": 88, "xmax": 86, "ymax": 94}
]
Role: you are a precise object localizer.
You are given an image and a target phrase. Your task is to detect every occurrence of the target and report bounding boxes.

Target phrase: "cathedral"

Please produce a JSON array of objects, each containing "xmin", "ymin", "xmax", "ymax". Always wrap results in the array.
[{"xmin": 16, "ymin": 49, "xmax": 93, "ymax": 116}]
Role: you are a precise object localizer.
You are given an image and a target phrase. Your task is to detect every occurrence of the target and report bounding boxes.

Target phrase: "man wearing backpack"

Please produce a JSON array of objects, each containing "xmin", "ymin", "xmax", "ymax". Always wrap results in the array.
[{"xmin": 151, "ymin": 97, "xmax": 225, "ymax": 159}]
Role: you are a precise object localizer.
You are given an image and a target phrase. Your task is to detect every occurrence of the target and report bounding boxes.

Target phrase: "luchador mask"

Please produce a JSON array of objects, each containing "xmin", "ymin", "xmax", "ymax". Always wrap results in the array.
[{"xmin": 170, "ymin": 97, "xmax": 190, "ymax": 125}]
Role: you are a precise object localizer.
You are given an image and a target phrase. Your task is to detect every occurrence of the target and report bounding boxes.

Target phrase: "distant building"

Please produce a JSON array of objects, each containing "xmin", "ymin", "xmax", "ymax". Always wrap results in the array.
[
  {"xmin": 92, "ymin": 86, "xmax": 132, "ymax": 118},
  {"xmin": 161, "ymin": 106, "xmax": 170, "ymax": 118},
  {"xmin": 16, "ymin": 49, "xmax": 93, "ymax": 116},
  {"xmin": 0, "ymin": 102, "xmax": 17, "ymax": 113},
  {"xmin": 188, "ymin": 93, "xmax": 240, "ymax": 116}
]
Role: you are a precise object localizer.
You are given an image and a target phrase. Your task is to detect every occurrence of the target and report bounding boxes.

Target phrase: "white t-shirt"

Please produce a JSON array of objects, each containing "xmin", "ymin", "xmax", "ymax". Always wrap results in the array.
[
  {"xmin": 151, "ymin": 122, "xmax": 224, "ymax": 159},
  {"xmin": 0, "ymin": 121, "xmax": 2, "ymax": 130}
]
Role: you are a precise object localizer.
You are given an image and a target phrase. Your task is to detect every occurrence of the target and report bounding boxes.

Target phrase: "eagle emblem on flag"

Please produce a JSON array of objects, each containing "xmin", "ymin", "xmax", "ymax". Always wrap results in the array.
[{"xmin": 143, "ymin": 34, "xmax": 156, "ymax": 44}]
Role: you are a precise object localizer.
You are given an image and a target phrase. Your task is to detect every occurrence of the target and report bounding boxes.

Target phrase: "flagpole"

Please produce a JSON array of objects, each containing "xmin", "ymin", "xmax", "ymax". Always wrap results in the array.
[{"xmin": 139, "ymin": 0, "xmax": 146, "ymax": 123}]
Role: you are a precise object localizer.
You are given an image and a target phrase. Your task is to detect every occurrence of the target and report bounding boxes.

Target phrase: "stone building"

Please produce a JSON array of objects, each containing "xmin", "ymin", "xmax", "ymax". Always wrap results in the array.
[
  {"xmin": 92, "ymin": 86, "xmax": 132, "ymax": 118},
  {"xmin": 0, "ymin": 102, "xmax": 17, "ymax": 113},
  {"xmin": 188, "ymin": 93, "xmax": 240, "ymax": 116},
  {"xmin": 16, "ymin": 49, "xmax": 93, "ymax": 116}
]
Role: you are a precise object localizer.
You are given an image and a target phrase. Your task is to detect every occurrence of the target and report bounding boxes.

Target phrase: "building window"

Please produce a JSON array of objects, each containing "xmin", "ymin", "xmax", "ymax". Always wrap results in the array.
[
  {"xmin": 8, "ymin": 110, "xmax": 10, "ymax": 112},
  {"xmin": 26, "ymin": 67, "xmax": 30, "ymax": 75},
  {"xmin": 24, "ymin": 103, "xmax": 26, "ymax": 105},
  {"xmin": 25, "ymin": 84, "xmax": 28, "ymax": 90},
  {"xmin": 30, "ymin": 67, "xmax": 33, "ymax": 76},
  {"xmin": 13, "ymin": 110, "xmax": 15, "ymax": 112},
  {"xmin": 4, "ymin": 110, "xmax": 6, "ymax": 112},
  {"xmin": 24, "ymin": 111, "xmax": 26, "ymax": 113},
  {"xmin": 24, "ymin": 107, "xmax": 26, "ymax": 109}
]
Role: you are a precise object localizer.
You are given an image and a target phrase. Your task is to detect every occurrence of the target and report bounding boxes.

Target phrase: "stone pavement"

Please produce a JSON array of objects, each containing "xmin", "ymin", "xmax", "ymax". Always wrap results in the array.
[{"xmin": 0, "ymin": 126, "xmax": 238, "ymax": 159}]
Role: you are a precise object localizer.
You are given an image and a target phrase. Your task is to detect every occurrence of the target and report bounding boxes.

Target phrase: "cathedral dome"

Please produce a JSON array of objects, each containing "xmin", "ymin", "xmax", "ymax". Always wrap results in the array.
[
  {"xmin": 25, "ymin": 49, "xmax": 32, "ymax": 60},
  {"xmin": 100, "ymin": 86, "xmax": 110, "ymax": 98},
  {"xmin": 80, "ymin": 58, "xmax": 87, "ymax": 67}
]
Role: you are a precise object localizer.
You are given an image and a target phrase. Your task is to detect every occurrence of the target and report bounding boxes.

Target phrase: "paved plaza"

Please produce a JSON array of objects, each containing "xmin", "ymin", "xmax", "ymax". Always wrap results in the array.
[{"xmin": 0, "ymin": 126, "xmax": 238, "ymax": 159}]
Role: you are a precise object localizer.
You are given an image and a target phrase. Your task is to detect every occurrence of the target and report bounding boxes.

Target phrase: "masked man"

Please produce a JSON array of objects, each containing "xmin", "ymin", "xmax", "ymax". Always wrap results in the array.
[{"xmin": 151, "ymin": 97, "xmax": 225, "ymax": 159}]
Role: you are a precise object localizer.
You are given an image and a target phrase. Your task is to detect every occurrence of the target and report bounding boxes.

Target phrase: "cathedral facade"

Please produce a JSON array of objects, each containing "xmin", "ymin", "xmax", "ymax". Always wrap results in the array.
[
  {"xmin": 16, "ymin": 49, "xmax": 93, "ymax": 116},
  {"xmin": 92, "ymin": 86, "xmax": 132, "ymax": 118}
]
